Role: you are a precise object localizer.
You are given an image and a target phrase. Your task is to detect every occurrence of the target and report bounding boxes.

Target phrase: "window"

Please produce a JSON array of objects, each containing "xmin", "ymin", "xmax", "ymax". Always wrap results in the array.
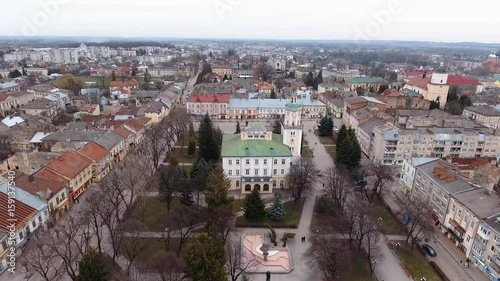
[
  {"xmin": 236, "ymin": 170, "xmax": 240, "ymax": 176},
  {"xmin": 281, "ymin": 169, "xmax": 285, "ymax": 175},
  {"xmin": 38, "ymin": 216, "xmax": 42, "ymax": 223},
  {"xmin": 274, "ymin": 159, "xmax": 277, "ymax": 165},
  {"xmin": 452, "ymin": 204, "xmax": 456, "ymax": 212},
  {"xmin": 470, "ymin": 221, "xmax": 475, "ymax": 229},
  {"xmin": 245, "ymin": 184, "xmax": 251, "ymax": 191},
  {"xmin": 264, "ymin": 159, "xmax": 268, "ymax": 165},
  {"xmin": 246, "ymin": 159, "xmax": 250, "ymax": 165},
  {"xmin": 282, "ymin": 159, "xmax": 286, "ymax": 164},
  {"xmin": 32, "ymin": 221, "xmax": 36, "ymax": 228},
  {"xmin": 466, "ymin": 235, "xmax": 471, "ymax": 242},
  {"xmin": 236, "ymin": 159, "xmax": 240, "ymax": 165},
  {"xmin": 458, "ymin": 210, "xmax": 462, "ymax": 218},
  {"xmin": 255, "ymin": 159, "xmax": 259, "ymax": 165},
  {"xmin": 273, "ymin": 180, "xmax": 276, "ymax": 187},
  {"xmin": 245, "ymin": 169, "xmax": 250, "ymax": 176},
  {"xmin": 492, "ymin": 246, "xmax": 496, "ymax": 252},
  {"xmin": 263, "ymin": 169, "xmax": 268, "ymax": 176},
  {"xmin": 228, "ymin": 159, "xmax": 232, "ymax": 165},
  {"xmin": 254, "ymin": 169, "xmax": 259, "ymax": 175},
  {"xmin": 236, "ymin": 180, "xmax": 240, "ymax": 187},
  {"xmin": 228, "ymin": 170, "xmax": 232, "ymax": 176},
  {"xmin": 273, "ymin": 169, "xmax": 277, "ymax": 175},
  {"xmin": 19, "ymin": 231, "xmax": 24, "ymax": 240}
]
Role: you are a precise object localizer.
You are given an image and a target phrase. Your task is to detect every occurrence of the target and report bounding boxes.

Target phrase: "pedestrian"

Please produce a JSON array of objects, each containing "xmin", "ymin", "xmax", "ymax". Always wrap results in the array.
[
  {"xmin": 315, "ymin": 142, "xmax": 317, "ymax": 146},
  {"xmin": 304, "ymin": 236, "xmax": 306, "ymax": 242},
  {"xmin": 301, "ymin": 236, "xmax": 305, "ymax": 242},
  {"xmin": 322, "ymin": 183, "xmax": 325, "ymax": 187}
]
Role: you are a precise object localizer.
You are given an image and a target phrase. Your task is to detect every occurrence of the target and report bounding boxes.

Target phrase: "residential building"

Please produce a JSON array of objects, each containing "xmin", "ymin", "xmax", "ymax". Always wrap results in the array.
[
  {"xmin": 374, "ymin": 88, "xmax": 431, "ymax": 110},
  {"xmin": 15, "ymin": 174, "xmax": 69, "ymax": 221},
  {"xmin": 399, "ymin": 158, "xmax": 439, "ymax": 195},
  {"xmin": 109, "ymin": 78, "xmax": 139, "ymax": 94},
  {"xmin": 471, "ymin": 216, "xmax": 500, "ymax": 280},
  {"xmin": 0, "ymin": 91, "xmax": 36, "ymax": 115},
  {"xmin": 0, "ymin": 182, "xmax": 49, "ymax": 246},
  {"xmin": 212, "ymin": 66, "xmax": 233, "ymax": 77},
  {"xmin": 445, "ymin": 189, "xmax": 500, "ymax": 258},
  {"xmin": 0, "ymin": 81, "xmax": 19, "ymax": 92},
  {"xmin": 346, "ymin": 76, "xmax": 388, "ymax": 92},
  {"xmin": 95, "ymin": 131, "xmax": 126, "ymax": 167},
  {"xmin": 404, "ymin": 73, "xmax": 450, "ymax": 109},
  {"xmin": 0, "ymin": 231, "xmax": 7, "ymax": 274},
  {"xmin": 144, "ymin": 101, "xmax": 169, "ymax": 123},
  {"xmin": 463, "ymin": 106, "xmax": 500, "ymax": 129},
  {"xmin": 342, "ymin": 96, "xmax": 387, "ymax": 131},
  {"xmin": 20, "ymin": 100, "xmax": 57, "ymax": 118}
]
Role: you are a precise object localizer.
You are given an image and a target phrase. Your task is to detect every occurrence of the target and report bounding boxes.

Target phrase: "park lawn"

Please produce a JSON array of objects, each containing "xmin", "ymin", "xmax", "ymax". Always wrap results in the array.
[
  {"xmin": 235, "ymin": 201, "xmax": 304, "ymax": 228},
  {"xmin": 372, "ymin": 204, "xmax": 401, "ymax": 235},
  {"xmin": 169, "ymin": 147, "xmax": 197, "ymax": 164},
  {"xmin": 302, "ymin": 145, "xmax": 314, "ymax": 158},
  {"xmin": 343, "ymin": 256, "xmax": 377, "ymax": 281},
  {"xmin": 175, "ymin": 133, "xmax": 198, "ymax": 147},
  {"xmin": 395, "ymin": 244, "xmax": 443, "ymax": 281},
  {"xmin": 232, "ymin": 198, "xmax": 273, "ymax": 212},
  {"xmin": 101, "ymin": 253, "xmax": 130, "ymax": 280},
  {"xmin": 130, "ymin": 196, "xmax": 181, "ymax": 231},
  {"xmin": 327, "ymin": 146, "xmax": 337, "ymax": 160},
  {"xmin": 319, "ymin": 136, "xmax": 336, "ymax": 145},
  {"xmin": 123, "ymin": 238, "xmax": 182, "ymax": 271}
]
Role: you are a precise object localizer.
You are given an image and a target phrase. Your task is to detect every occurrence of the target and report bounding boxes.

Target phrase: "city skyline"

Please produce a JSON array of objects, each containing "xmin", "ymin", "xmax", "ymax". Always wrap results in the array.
[{"xmin": 1, "ymin": 0, "xmax": 499, "ymax": 44}]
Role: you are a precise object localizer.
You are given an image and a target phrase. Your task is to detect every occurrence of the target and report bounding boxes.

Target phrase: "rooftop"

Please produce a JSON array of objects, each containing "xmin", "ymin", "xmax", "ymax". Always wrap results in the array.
[
  {"xmin": 347, "ymin": 76, "xmax": 388, "ymax": 84},
  {"xmin": 95, "ymin": 131, "xmax": 124, "ymax": 150},
  {"xmin": 221, "ymin": 134, "xmax": 292, "ymax": 158},
  {"xmin": 0, "ymin": 183, "xmax": 46, "ymax": 230},
  {"xmin": 44, "ymin": 150, "xmax": 92, "ymax": 179},
  {"xmin": 16, "ymin": 174, "xmax": 66, "ymax": 199},
  {"xmin": 417, "ymin": 161, "xmax": 476, "ymax": 195},
  {"xmin": 464, "ymin": 105, "xmax": 500, "ymax": 116},
  {"xmin": 187, "ymin": 93, "xmax": 231, "ymax": 103},
  {"xmin": 453, "ymin": 189, "xmax": 500, "ymax": 219},
  {"xmin": 79, "ymin": 141, "xmax": 108, "ymax": 162}
]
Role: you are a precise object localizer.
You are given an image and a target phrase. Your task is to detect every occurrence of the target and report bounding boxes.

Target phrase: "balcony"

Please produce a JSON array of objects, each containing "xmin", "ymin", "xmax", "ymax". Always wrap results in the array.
[{"xmin": 478, "ymin": 229, "xmax": 491, "ymax": 240}]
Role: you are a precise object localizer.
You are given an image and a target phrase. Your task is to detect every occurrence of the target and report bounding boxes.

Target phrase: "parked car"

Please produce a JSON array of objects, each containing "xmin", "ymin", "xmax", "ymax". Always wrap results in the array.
[{"xmin": 421, "ymin": 244, "xmax": 437, "ymax": 257}]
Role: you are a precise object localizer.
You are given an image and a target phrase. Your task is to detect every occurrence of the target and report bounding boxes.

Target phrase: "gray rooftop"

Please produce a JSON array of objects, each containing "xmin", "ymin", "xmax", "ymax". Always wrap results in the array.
[
  {"xmin": 453, "ymin": 189, "xmax": 500, "ymax": 220},
  {"xmin": 20, "ymin": 101, "xmax": 55, "ymax": 110},
  {"xmin": 360, "ymin": 118, "xmax": 386, "ymax": 135},
  {"xmin": 417, "ymin": 160, "xmax": 476, "ymax": 195},
  {"xmin": 483, "ymin": 216, "xmax": 500, "ymax": 234},
  {"xmin": 465, "ymin": 105, "xmax": 500, "ymax": 116},
  {"xmin": 41, "ymin": 130, "xmax": 105, "ymax": 142},
  {"xmin": 95, "ymin": 131, "xmax": 124, "ymax": 150}
]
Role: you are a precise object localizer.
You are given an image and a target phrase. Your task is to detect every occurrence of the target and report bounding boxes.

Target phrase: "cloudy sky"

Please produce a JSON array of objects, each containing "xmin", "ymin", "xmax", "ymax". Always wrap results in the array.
[{"xmin": 2, "ymin": 0, "xmax": 499, "ymax": 43}]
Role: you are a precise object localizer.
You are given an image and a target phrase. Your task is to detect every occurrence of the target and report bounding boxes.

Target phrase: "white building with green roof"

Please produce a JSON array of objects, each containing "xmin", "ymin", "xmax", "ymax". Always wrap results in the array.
[{"xmin": 221, "ymin": 94, "xmax": 304, "ymax": 194}]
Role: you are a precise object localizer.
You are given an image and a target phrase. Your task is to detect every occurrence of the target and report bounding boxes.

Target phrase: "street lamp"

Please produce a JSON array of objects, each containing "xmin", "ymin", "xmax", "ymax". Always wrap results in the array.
[{"xmin": 395, "ymin": 242, "xmax": 401, "ymax": 255}]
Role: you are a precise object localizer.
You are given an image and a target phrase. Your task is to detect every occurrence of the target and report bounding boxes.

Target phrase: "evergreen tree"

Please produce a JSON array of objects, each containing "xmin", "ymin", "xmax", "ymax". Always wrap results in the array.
[
  {"xmin": 229, "ymin": 74, "xmax": 233, "ymax": 80},
  {"xmin": 335, "ymin": 127, "xmax": 361, "ymax": 170},
  {"xmin": 304, "ymin": 71, "xmax": 315, "ymax": 87},
  {"xmin": 244, "ymin": 188, "xmax": 266, "ymax": 221},
  {"xmin": 131, "ymin": 68, "xmax": 137, "ymax": 76},
  {"xmin": 313, "ymin": 70, "xmax": 323, "ymax": 90},
  {"xmin": 234, "ymin": 121, "xmax": 241, "ymax": 134},
  {"xmin": 269, "ymin": 195, "xmax": 286, "ymax": 221},
  {"xmin": 198, "ymin": 114, "xmax": 220, "ymax": 162},
  {"xmin": 8, "ymin": 69, "xmax": 22, "ymax": 78},
  {"xmin": 270, "ymin": 89, "xmax": 277, "ymax": 99},
  {"xmin": 223, "ymin": 74, "xmax": 228, "ymax": 81},
  {"xmin": 377, "ymin": 84, "xmax": 389, "ymax": 94},
  {"xmin": 336, "ymin": 124, "xmax": 348, "ymax": 148},
  {"xmin": 184, "ymin": 231, "xmax": 227, "ymax": 281},
  {"xmin": 176, "ymin": 166, "xmax": 193, "ymax": 206},
  {"xmin": 429, "ymin": 99, "xmax": 440, "ymax": 109},
  {"xmin": 159, "ymin": 166, "xmax": 175, "ymax": 211},
  {"xmin": 188, "ymin": 140, "xmax": 196, "ymax": 157},
  {"xmin": 272, "ymin": 119, "xmax": 281, "ymax": 134},
  {"xmin": 188, "ymin": 121, "xmax": 195, "ymax": 137},
  {"xmin": 214, "ymin": 127, "xmax": 223, "ymax": 147},
  {"xmin": 111, "ymin": 70, "xmax": 116, "ymax": 81},
  {"xmin": 78, "ymin": 247, "xmax": 108, "ymax": 281},
  {"xmin": 318, "ymin": 116, "xmax": 333, "ymax": 137},
  {"xmin": 205, "ymin": 166, "xmax": 233, "ymax": 212},
  {"xmin": 459, "ymin": 95, "xmax": 472, "ymax": 108}
]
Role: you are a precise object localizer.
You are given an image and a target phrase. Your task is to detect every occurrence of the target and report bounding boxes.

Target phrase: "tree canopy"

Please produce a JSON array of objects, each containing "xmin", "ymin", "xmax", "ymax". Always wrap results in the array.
[
  {"xmin": 244, "ymin": 188, "xmax": 266, "ymax": 221},
  {"xmin": 335, "ymin": 125, "xmax": 361, "ymax": 170},
  {"xmin": 317, "ymin": 116, "xmax": 334, "ymax": 137},
  {"xmin": 198, "ymin": 114, "xmax": 220, "ymax": 162}
]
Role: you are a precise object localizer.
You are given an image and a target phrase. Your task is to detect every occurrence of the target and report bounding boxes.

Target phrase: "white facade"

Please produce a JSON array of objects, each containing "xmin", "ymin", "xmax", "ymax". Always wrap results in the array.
[{"xmin": 281, "ymin": 96, "xmax": 303, "ymax": 156}]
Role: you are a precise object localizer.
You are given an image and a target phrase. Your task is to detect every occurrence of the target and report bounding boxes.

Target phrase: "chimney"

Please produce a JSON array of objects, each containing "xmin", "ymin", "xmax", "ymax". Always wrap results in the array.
[{"xmin": 422, "ymin": 73, "xmax": 427, "ymax": 79}]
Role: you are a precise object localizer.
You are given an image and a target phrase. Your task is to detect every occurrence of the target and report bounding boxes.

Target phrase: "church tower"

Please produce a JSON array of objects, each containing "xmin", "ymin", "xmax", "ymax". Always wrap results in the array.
[{"xmin": 281, "ymin": 92, "xmax": 303, "ymax": 156}]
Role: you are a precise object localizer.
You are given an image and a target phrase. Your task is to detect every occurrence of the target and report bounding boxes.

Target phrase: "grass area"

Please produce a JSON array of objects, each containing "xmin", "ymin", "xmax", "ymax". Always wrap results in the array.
[
  {"xmin": 327, "ymin": 146, "xmax": 337, "ymax": 160},
  {"xmin": 101, "ymin": 253, "xmax": 130, "ymax": 280},
  {"xmin": 236, "ymin": 201, "xmax": 304, "ymax": 228},
  {"xmin": 372, "ymin": 204, "xmax": 401, "ymax": 235},
  {"xmin": 169, "ymin": 147, "xmax": 197, "ymax": 164},
  {"xmin": 343, "ymin": 256, "xmax": 377, "ymax": 281},
  {"xmin": 175, "ymin": 133, "xmax": 198, "ymax": 147},
  {"xmin": 319, "ymin": 136, "xmax": 336, "ymax": 145},
  {"xmin": 123, "ymin": 238, "xmax": 182, "ymax": 271},
  {"xmin": 130, "ymin": 196, "xmax": 181, "ymax": 231},
  {"xmin": 302, "ymin": 145, "xmax": 314, "ymax": 158},
  {"xmin": 232, "ymin": 198, "xmax": 273, "ymax": 212},
  {"xmin": 393, "ymin": 243, "xmax": 443, "ymax": 281}
]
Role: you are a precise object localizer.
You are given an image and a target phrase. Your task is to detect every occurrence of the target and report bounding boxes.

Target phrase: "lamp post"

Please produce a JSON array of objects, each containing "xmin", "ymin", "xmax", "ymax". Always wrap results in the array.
[{"xmin": 395, "ymin": 242, "xmax": 401, "ymax": 255}]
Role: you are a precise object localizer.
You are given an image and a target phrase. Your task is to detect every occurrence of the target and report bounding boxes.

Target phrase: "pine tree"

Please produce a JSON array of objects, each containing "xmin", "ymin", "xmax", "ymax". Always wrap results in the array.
[
  {"xmin": 188, "ymin": 121, "xmax": 195, "ymax": 137},
  {"xmin": 198, "ymin": 114, "xmax": 220, "ymax": 162},
  {"xmin": 184, "ymin": 232, "xmax": 227, "ymax": 281},
  {"xmin": 187, "ymin": 140, "xmax": 196, "ymax": 157},
  {"xmin": 270, "ymin": 89, "xmax": 277, "ymax": 99},
  {"xmin": 305, "ymin": 71, "xmax": 315, "ymax": 87},
  {"xmin": 205, "ymin": 166, "xmax": 233, "ymax": 212},
  {"xmin": 235, "ymin": 121, "xmax": 241, "ymax": 134},
  {"xmin": 111, "ymin": 70, "xmax": 116, "ymax": 81},
  {"xmin": 269, "ymin": 196, "xmax": 286, "ymax": 221},
  {"xmin": 244, "ymin": 188, "xmax": 266, "ymax": 221},
  {"xmin": 223, "ymin": 74, "xmax": 228, "ymax": 81},
  {"xmin": 78, "ymin": 247, "xmax": 108, "ymax": 281},
  {"xmin": 336, "ymin": 127, "xmax": 361, "ymax": 170},
  {"xmin": 318, "ymin": 116, "xmax": 333, "ymax": 137},
  {"xmin": 272, "ymin": 119, "xmax": 281, "ymax": 134},
  {"xmin": 131, "ymin": 68, "xmax": 137, "ymax": 76},
  {"xmin": 313, "ymin": 70, "xmax": 323, "ymax": 90},
  {"xmin": 176, "ymin": 166, "xmax": 193, "ymax": 206}
]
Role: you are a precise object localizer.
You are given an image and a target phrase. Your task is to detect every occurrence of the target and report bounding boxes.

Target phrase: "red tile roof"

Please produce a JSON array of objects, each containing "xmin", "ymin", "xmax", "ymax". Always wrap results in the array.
[
  {"xmin": 407, "ymin": 76, "xmax": 431, "ymax": 90},
  {"xmin": 187, "ymin": 93, "xmax": 231, "ymax": 103},
  {"xmin": 43, "ymin": 150, "xmax": 92, "ymax": 179},
  {"xmin": 446, "ymin": 75, "xmax": 481, "ymax": 86},
  {"xmin": 109, "ymin": 78, "xmax": 138, "ymax": 88},
  {"xmin": 16, "ymin": 174, "xmax": 66, "ymax": 197},
  {"xmin": 0, "ymin": 191, "xmax": 38, "ymax": 230},
  {"xmin": 114, "ymin": 126, "xmax": 134, "ymax": 138},
  {"xmin": 36, "ymin": 167, "xmax": 68, "ymax": 183},
  {"xmin": 79, "ymin": 142, "xmax": 108, "ymax": 162},
  {"xmin": 124, "ymin": 119, "xmax": 145, "ymax": 132}
]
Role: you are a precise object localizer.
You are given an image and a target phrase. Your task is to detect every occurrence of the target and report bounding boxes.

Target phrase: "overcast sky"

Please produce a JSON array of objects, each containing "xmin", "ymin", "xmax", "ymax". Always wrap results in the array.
[{"xmin": 2, "ymin": 0, "xmax": 500, "ymax": 43}]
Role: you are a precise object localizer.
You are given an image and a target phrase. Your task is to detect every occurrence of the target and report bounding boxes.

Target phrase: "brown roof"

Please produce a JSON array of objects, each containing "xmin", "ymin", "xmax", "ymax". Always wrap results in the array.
[
  {"xmin": 109, "ymin": 78, "xmax": 138, "ymax": 87},
  {"xmin": 135, "ymin": 116, "xmax": 152, "ymax": 126},
  {"xmin": 36, "ymin": 168, "xmax": 68, "ymax": 183},
  {"xmin": 44, "ymin": 150, "xmax": 92, "ymax": 179},
  {"xmin": 407, "ymin": 76, "xmax": 431, "ymax": 90},
  {"xmin": 124, "ymin": 119, "xmax": 145, "ymax": 132},
  {"xmin": 0, "ymin": 191, "xmax": 38, "ymax": 230},
  {"xmin": 16, "ymin": 174, "xmax": 66, "ymax": 196},
  {"xmin": 114, "ymin": 126, "xmax": 134, "ymax": 138},
  {"xmin": 79, "ymin": 142, "xmax": 108, "ymax": 162}
]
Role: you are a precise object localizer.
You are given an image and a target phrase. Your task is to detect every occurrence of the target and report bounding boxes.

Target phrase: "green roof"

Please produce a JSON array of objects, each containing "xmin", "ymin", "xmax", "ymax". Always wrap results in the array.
[
  {"xmin": 286, "ymin": 103, "xmax": 302, "ymax": 109},
  {"xmin": 347, "ymin": 76, "xmax": 388, "ymax": 84},
  {"xmin": 221, "ymin": 134, "xmax": 292, "ymax": 157}
]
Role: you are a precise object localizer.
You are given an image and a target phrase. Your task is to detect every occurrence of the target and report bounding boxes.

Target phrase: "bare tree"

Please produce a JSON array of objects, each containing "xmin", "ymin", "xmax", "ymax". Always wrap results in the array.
[
  {"xmin": 82, "ymin": 191, "xmax": 105, "ymax": 254},
  {"xmin": 148, "ymin": 252, "xmax": 186, "ymax": 281},
  {"xmin": 169, "ymin": 107, "xmax": 189, "ymax": 150},
  {"xmin": 286, "ymin": 159, "xmax": 321, "ymax": 204},
  {"xmin": 354, "ymin": 201, "xmax": 377, "ymax": 252},
  {"xmin": 303, "ymin": 234, "xmax": 352, "ymax": 280},
  {"xmin": 100, "ymin": 171, "xmax": 125, "ymax": 222},
  {"xmin": 141, "ymin": 126, "xmax": 168, "ymax": 171},
  {"xmin": 363, "ymin": 230, "xmax": 382, "ymax": 275},
  {"xmin": 254, "ymin": 63, "xmax": 274, "ymax": 82},
  {"xmin": 226, "ymin": 240, "xmax": 257, "ymax": 281},
  {"xmin": 366, "ymin": 163, "xmax": 395, "ymax": 201},
  {"xmin": 170, "ymin": 205, "xmax": 200, "ymax": 255},
  {"xmin": 22, "ymin": 240, "xmax": 64, "ymax": 281},
  {"xmin": 96, "ymin": 189, "xmax": 124, "ymax": 264},
  {"xmin": 323, "ymin": 165, "xmax": 352, "ymax": 212},
  {"xmin": 396, "ymin": 195, "xmax": 435, "ymax": 249},
  {"xmin": 121, "ymin": 222, "xmax": 148, "ymax": 276},
  {"xmin": 211, "ymin": 206, "xmax": 237, "ymax": 243},
  {"xmin": 335, "ymin": 200, "xmax": 359, "ymax": 249}
]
